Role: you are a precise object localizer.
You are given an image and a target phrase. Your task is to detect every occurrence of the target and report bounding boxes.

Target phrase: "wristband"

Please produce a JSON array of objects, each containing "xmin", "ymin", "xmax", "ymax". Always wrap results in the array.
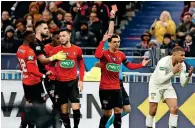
[
  {"xmin": 42, "ymin": 74, "xmax": 46, "ymax": 79},
  {"xmin": 110, "ymin": 18, "xmax": 115, "ymax": 21}
]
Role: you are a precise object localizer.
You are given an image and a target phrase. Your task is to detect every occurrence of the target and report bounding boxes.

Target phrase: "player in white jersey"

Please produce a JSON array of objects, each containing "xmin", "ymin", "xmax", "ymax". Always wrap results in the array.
[{"xmin": 146, "ymin": 46, "xmax": 194, "ymax": 128}]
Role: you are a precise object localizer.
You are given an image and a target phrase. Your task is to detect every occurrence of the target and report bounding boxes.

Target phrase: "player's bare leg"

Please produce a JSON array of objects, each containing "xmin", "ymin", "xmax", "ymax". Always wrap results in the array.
[
  {"xmin": 113, "ymin": 107, "xmax": 122, "ymax": 128},
  {"xmin": 61, "ymin": 104, "xmax": 70, "ymax": 128},
  {"xmin": 146, "ymin": 102, "xmax": 158, "ymax": 128},
  {"xmin": 72, "ymin": 103, "xmax": 81, "ymax": 128},
  {"xmin": 165, "ymin": 98, "xmax": 178, "ymax": 128},
  {"xmin": 99, "ymin": 110, "xmax": 112, "ymax": 128},
  {"xmin": 123, "ymin": 105, "xmax": 131, "ymax": 114}
]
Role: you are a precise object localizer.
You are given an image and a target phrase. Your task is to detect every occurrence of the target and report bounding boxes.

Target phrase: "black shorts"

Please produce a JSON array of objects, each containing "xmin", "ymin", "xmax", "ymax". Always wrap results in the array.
[
  {"xmin": 120, "ymin": 80, "xmax": 130, "ymax": 106},
  {"xmin": 55, "ymin": 79, "xmax": 80, "ymax": 105},
  {"xmin": 43, "ymin": 78, "xmax": 55, "ymax": 103},
  {"xmin": 23, "ymin": 82, "xmax": 45, "ymax": 104},
  {"xmin": 99, "ymin": 89, "xmax": 123, "ymax": 110}
]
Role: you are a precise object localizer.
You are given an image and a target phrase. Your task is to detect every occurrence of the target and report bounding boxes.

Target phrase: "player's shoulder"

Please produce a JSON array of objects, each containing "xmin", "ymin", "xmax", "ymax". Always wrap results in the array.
[
  {"xmin": 53, "ymin": 45, "xmax": 61, "ymax": 50},
  {"xmin": 117, "ymin": 50, "xmax": 125, "ymax": 56},
  {"xmin": 31, "ymin": 42, "xmax": 41, "ymax": 51},
  {"xmin": 44, "ymin": 43, "xmax": 51, "ymax": 48},
  {"xmin": 45, "ymin": 43, "xmax": 53, "ymax": 50},
  {"xmin": 158, "ymin": 56, "xmax": 171, "ymax": 64},
  {"xmin": 72, "ymin": 44, "xmax": 82, "ymax": 50},
  {"xmin": 17, "ymin": 45, "xmax": 25, "ymax": 55}
]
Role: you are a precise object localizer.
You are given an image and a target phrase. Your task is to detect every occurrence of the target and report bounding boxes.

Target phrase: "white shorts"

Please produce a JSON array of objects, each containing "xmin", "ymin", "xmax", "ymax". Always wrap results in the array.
[{"xmin": 149, "ymin": 85, "xmax": 177, "ymax": 103}]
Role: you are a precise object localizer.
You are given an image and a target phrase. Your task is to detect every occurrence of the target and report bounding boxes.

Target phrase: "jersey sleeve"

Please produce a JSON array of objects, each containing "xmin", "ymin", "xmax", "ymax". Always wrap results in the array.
[
  {"xmin": 77, "ymin": 47, "xmax": 85, "ymax": 81},
  {"xmin": 180, "ymin": 63, "xmax": 190, "ymax": 87},
  {"xmin": 121, "ymin": 52, "xmax": 143, "ymax": 70},
  {"xmin": 26, "ymin": 50, "xmax": 43, "ymax": 78},
  {"xmin": 31, "ymin": 43, "xmax": 45, "ymax": 57},
  {"xmin": 44, "ymin": 45, "xmax": 49, "ymax": 56},
  {"xmin": 154, "ymin": 59, "xmax": 174, "ymax": 84},
  {"xmin": 26, "ymin": 50, "xmax": 36, "ymax": 64},
  {"xmin": 77, "ymin": 47, "xmax": 83, "ymax": 61},
  {"xmin": 95, "ymin": 40, "xmax": 105, "ymax": 59}
]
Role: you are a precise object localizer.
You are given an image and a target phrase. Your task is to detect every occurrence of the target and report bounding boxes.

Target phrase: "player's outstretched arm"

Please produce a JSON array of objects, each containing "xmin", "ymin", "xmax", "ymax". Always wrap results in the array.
[
  {"xmin": 121, "ymin": 53, "xmax": 150, "ymax": 70},
  {"xmin": 107, "ymin": 10, "xmax": 116, "ymax": 35},
  {"xmin": 37, "ymin": 51, "xmax": 66, "ymax": 65},
  {"xmin": 95, "ymin": 34, "xmax": 111, "ymax": 59},
  {"xmin": 180, "ymin": 65, "xmax": 194, "ymax": 87}
]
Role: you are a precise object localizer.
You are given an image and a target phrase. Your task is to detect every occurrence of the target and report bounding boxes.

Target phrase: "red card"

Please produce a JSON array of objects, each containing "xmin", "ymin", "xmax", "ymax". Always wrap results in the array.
[{"xmin": 112, "ymin": 4, "xmax": 118, "ymax": 12}]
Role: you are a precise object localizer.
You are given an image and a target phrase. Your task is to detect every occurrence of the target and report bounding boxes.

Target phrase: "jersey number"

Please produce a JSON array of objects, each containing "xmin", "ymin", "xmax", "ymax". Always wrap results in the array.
[{"xmin": 18, "ymin": 58, "xmax": 27, "ymax": 72}]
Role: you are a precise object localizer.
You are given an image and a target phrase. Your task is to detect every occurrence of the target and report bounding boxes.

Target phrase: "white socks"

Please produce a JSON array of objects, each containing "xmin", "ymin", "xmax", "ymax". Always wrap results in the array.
[
  {"xmin": 146, "ymin": 114, "xmax": 154, "ymax": 127},
  {"xmin": 146, "ymin": 113, "xmax": 178, "ymax": 127},
  {"xmin": 169, "ymin": 113, "xmax": 178, "ymax": 128}
]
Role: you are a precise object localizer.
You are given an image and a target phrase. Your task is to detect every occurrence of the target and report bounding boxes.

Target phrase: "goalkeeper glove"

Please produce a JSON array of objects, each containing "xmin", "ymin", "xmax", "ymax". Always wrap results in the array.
[{"xmin": 49, "ymin": 51, "xmax": 66, "ymax": 61}]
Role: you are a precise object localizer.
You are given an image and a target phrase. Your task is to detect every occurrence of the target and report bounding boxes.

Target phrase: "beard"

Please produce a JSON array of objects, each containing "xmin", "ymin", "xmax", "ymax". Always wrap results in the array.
[{"xmin": 41, "ymin": 33, "xmax": 49, "ymax": 38}]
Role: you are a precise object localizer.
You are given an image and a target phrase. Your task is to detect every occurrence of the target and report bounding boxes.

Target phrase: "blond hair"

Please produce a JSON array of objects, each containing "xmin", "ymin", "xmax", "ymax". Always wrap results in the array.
[{"xmin": 160, "ymin": 11, "xmax": 172, "ymax": 21}]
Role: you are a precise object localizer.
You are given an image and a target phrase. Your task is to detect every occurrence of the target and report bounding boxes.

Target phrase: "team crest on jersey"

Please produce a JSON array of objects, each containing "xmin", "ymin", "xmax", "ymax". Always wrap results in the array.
[
  {"xmin": 112, "ymin": 57, "xmax": 116, "ymax": 61},
  {"xmin": 36, "ymin": 46, "xmax": 41, "ymax": 51},
  {"xmin": 27, "ymin": 56, "xmax": 34, "ymax": 61},
  {"xmin": 66, "ymin": 52, "xmax": 69, "ymax": 56},
  {"xmin": 151, "ymin": 93, "xmax": 156, "ymax": 100},
  {"xmin": 73, "ymin": 52, "xmax": 76, "ymax": 55}
]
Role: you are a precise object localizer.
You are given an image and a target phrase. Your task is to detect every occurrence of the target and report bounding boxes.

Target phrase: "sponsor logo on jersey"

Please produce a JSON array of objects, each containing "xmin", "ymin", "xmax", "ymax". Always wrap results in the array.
[
  {"xmin": 60, "ymin": 60, "xmax": 75, "ymax": 68},
  {"xmin": 106, "ymin": 63, "xmax": 120, "ymax": 72},
  {"xmin": 159, "ymin": 67, "xmax": 165, "ymax": 70},
  {"xmin": 27, "ymin": 56, "xmax": 34, "ymax": 61}
]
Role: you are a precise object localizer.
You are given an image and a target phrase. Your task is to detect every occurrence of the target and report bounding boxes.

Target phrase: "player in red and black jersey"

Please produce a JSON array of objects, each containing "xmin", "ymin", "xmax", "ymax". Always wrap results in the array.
[
  {"xmin": 30, "ymin": 21, "xmax": 66, "ymax": 116},
  {"xmin": 30, "ymin": 20, "xmax": 67, "ymax": 74},
  {"xmin": 16, "ymin": 31, "xmax": 52, "ymax": 128},
  {"xmin": 95, "ymin": 34, "xmax": 150, "ymax": 128},
  {"xmin": 44, "ymin": 31, "xmax": 61, "ymax": 104},
  {"xmin": 52, "ymin": 29, "xmax": 85, "ymax": 128}
]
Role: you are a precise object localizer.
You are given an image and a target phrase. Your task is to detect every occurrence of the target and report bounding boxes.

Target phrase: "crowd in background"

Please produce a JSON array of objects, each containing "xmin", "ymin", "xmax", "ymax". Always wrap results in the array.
[
  {"xmin": 1, "ymin": 1, "xmax": 195, "ymax": 57},
  {"xmin": 136, "ymin": 1, "xmax": 195, "ymax": 57}
]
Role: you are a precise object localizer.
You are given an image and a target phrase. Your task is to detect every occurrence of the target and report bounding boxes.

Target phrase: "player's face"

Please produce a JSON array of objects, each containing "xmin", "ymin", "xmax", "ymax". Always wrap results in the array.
[
  {"xmin": 174, "ymin": 51, "xmax": 185, "ymax": 63},
  {"xmin": 59, "ymin": 31, "xmax": 70, "ymax": 45},
  {"xmin": 52, "ymin": 34, "xmax": 60, "ymax": 46},
  {"xmin": 40, "ymin": 24, "xmax": 49, "ymax": 38},
  {"xmin": 109, "ymin": 37, "xmax": 120, "ymax": 50}
]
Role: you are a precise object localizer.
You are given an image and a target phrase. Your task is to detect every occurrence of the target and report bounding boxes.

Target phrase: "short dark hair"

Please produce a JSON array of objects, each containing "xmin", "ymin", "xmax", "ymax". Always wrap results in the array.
[
  {"xmin": 108, "ymin": 34, "xmax": 119, "ymax": 42},
  {"xmin": 60, "ymin": 28, "xmax": 71, "ymax": 34},
  {"xmin": 35, "ymin": 20, "xmax": 46, "ymax": 29},
  {"xmin": 22, "ymin": 30, "xmax": 34, "ymax": 39},
  {"xmin": 52, "ymin": 30, "xmax": 60, "ymax": 36},
  {"xmin": 15, "ymin": 19, "xmax": 24, "ymax": 26},
  {"xmin": 172, "ymin": 46, "xmax": 185, "ymax": 53}
]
